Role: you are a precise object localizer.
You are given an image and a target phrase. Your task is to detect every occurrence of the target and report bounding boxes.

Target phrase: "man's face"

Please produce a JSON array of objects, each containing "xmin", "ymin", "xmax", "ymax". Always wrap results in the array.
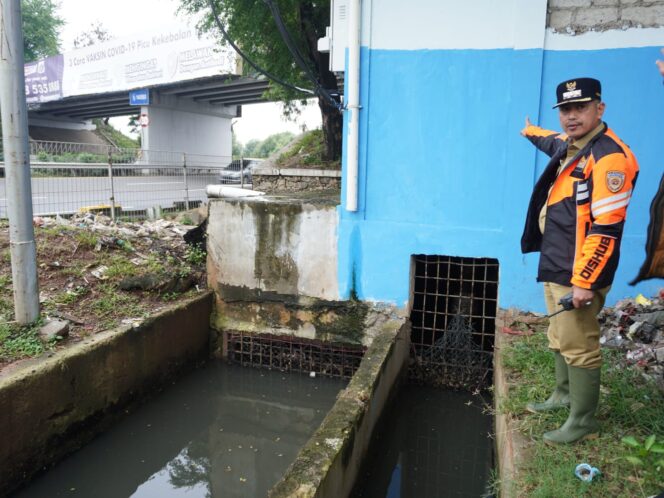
[{"xmin": 558, "ymin": 100, "xmax": 605, "ymax": 140}]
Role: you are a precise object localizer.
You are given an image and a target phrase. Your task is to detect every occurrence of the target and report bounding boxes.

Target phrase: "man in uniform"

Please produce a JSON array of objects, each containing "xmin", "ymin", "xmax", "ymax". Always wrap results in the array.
[{"xmin": 520, "ymin": 78, "xmax": 639, "ymax": 444}]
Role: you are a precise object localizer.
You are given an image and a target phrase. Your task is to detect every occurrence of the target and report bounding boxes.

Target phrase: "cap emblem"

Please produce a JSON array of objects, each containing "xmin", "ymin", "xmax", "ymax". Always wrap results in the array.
[{"xmin": 566, "ymin": 81, "xmax": 577, "ymax": 91}]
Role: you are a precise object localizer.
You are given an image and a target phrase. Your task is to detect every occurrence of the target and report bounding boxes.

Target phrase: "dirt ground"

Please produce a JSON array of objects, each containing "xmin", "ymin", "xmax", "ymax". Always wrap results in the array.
[{"xmin": 0, "ymin": 211, "xmax": 207, "ymax": 370}]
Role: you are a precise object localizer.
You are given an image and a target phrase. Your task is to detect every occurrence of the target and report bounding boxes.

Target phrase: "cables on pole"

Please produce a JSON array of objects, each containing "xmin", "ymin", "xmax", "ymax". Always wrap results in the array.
[
  {"xmin": 262, "ymin": 0, "xmax": 342, "ymax": 111},
  {"xmin": 206, "ymin": 0, "xmax": 314, "ymax": 95}
]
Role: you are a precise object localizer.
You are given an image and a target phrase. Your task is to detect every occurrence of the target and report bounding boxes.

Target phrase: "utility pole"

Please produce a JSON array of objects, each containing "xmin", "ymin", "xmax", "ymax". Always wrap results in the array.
[{"xmin": 0, "ymin": 0, "xmax": 40, "ymax": 323}]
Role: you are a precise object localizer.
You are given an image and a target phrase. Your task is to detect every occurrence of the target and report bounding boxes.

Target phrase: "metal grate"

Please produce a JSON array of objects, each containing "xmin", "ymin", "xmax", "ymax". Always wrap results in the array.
[
  {"xmin": 227, "ymin": 332, "xmax": 365, "ymax": 379},
  {"xmin": 409, "ymin": 255, "xmax": 498, "ymax": 389}
]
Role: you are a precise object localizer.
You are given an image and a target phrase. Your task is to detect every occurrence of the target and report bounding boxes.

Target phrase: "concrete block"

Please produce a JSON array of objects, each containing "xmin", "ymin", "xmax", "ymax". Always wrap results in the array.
[
  {"xmin": 593, "ymin": 0, "xmax": 619, "ymax": 5},
  {"xmin": 550, "ymin": 0, "xmax": 591, "ymax": 8},
  {"xmin": 548, "ymin": 9, "xmax": 574, "ymax": 29},
  {"xmin": 621, "ymin": 5, "xmax": 664, "ymax": 25},
  {"xmin": 39, "ymin": 319, "xmax": 69, "ymax": 341},
  {"xmin": 575, "ymin": 6, "xmax": 619, "ymax": 25},
  {"xmin": 619, "ymin": 0, "xmax": 641, "ymax": 5}
]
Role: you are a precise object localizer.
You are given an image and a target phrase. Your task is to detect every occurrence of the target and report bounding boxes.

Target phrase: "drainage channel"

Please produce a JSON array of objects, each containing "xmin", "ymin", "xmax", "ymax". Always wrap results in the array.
[
  {"xmin": 354, "ymin": 255, "xmax": 498, "ymax": 497},
  {"xmin": 15, "ymin": 361, "xmax": 347, "ymax": 498}
]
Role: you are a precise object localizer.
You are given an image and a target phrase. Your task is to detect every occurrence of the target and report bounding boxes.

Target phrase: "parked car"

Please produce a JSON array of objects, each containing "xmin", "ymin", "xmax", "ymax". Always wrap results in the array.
[{"xmin": 218, "ymin": 158, "xmax": 262, "ymax": 185}]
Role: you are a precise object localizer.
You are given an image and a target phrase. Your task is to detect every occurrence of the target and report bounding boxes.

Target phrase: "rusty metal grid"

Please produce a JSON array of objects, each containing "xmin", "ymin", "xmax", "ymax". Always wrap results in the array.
[
  {"xmin": 409, "ymin": 255, "xmax": 498, "ymax": 389},
  {"xmin": 227, "ymin": 332, "xmax": 365, "ymax": 379}
]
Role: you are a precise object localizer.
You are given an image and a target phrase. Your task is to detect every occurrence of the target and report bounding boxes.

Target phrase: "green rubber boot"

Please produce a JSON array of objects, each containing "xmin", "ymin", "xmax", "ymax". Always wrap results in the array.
[
  {"xmin": 543, "ymin": 365, "xmax": 600, "ymax": 445},
  {"xmin": 526, "ymin": 351, "xmax": 570, "ymax": 413}
]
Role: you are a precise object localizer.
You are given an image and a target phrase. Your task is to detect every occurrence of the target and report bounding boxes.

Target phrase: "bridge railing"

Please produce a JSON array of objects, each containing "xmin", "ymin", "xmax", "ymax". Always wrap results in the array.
[{"xmin": 0, "ymin": 140, "xmax": 257, "ymax": 221}]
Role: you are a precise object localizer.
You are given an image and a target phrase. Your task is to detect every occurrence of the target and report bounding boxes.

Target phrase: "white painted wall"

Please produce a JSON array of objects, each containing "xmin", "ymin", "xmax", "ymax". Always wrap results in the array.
[
  {"xmin": 361, "ymin": 0, "xmax": 547, "ymax": 50},
  {"xmin": 207, "ymin": 198, "xmax": 339, "ymax": 301}
]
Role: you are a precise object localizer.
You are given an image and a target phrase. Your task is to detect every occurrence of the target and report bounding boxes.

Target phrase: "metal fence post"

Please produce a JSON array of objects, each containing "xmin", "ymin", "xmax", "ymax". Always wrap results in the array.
[
  {"xmin": 107, "ymin": 149, "xmax": 117, "ymax": 221},
  {"xmin": 183, "ymin": 152, "xmax": 190, "ymax": 211},
  {"xmin": 240, "ymin": 157, "xmax": 244, "ymax": 189}
]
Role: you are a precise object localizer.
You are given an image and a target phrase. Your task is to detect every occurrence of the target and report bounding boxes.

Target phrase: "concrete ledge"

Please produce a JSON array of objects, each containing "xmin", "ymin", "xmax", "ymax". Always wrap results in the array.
[
  {"xmin": 0, "ymin": 292, "xmax": 213, "ymax": 496},
  {"xmin": 494, "ymin": 316, "xmax": 529, "ymax": 498},
  {"xmin": 269, "ymin": 320, "xmax": 410, "ymax": 498}
]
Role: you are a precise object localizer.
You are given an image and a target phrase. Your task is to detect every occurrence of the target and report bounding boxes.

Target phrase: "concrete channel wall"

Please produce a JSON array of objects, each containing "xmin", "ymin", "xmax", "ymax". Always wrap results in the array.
[
  {"xmin": 0, "ymin": 293, "xmax": 213, "ymax": 496},
  {"xmin": 269, "ymin": 321, "xmax": 411, "ymax": 498}
]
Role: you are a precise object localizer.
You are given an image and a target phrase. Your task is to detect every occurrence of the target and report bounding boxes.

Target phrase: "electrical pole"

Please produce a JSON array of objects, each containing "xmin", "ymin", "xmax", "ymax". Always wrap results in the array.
[{"xmin": 0, "ymin": 0, "xmax": 40, "ymax": 323}]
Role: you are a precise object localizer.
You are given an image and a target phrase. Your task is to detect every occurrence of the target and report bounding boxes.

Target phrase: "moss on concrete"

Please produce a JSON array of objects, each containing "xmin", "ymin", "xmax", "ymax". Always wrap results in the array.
[
  {"xmin": 269, "ymin": 321, "xmax": 409, "ymax": 498},
  {"xmin": 249, "ymin": 202, "xmax": 301, "ymax": 293}
]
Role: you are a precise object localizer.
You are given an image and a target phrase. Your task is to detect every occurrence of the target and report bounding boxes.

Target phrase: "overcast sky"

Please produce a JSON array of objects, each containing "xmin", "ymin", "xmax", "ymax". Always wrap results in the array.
[{"xmin": 56, "ymin": 0, "xmax": 321, "ymax": 143}]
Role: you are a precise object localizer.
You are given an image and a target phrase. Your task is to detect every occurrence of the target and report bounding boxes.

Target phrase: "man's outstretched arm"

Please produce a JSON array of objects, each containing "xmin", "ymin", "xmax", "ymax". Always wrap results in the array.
[{"xmin": 520, "ymin": 116, "xmax": 566, "ymax": 157}]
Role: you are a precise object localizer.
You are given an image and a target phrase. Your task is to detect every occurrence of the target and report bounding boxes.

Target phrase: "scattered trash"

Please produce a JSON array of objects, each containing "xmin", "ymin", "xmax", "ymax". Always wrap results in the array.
[
  {"xmin": 309, "ymin": 371, "xmax": 316, "ymax": 378},
  {"xmin": 90, "ymin": 265, "xmax": 109, "ymax": 280},
  {"xmin": 575, "ymin": 463, "xmax": 601, "ymax": 482},
  {"xmin": 635, "ymin": 294, "xmax": 653, "ymax": 306}
]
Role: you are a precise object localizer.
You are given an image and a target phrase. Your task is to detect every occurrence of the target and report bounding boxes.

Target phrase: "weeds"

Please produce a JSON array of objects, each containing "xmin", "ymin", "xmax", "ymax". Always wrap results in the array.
[
  {"xmin": 0, "ymin": 320, "xmax": 47, "ymax": 362},
  {"xmin": 185, "ymin": 246, "xmax": 206, "ymax": 266},
  {"xmin": 500, "ymin": 332, "xmax": 664, "ymax": 496}
]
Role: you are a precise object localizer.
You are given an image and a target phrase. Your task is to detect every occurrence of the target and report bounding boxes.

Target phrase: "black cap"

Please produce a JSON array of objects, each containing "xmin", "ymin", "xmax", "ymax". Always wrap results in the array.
[{"xmin": 553, "ymin": 77, "xmax": 602, "ymax": 108}]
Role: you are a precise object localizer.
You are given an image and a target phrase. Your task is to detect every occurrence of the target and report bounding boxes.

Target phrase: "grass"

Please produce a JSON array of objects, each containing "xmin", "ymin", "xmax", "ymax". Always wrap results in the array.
[
  {"xmin": 275, "ymin": 129, "xmax": 341, "ymax": 169},
  {"xmin": 0, "ymin": 320, "xmax": 48, "ymax": 362},
  {"xmin": 500, "ymin": 331, "xmax": 664, "ymax": 497}
]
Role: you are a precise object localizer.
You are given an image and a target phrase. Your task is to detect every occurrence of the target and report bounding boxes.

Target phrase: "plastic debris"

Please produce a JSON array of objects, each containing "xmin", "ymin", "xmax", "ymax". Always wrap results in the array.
[
  {"xmin": 575, "ymin": 463, "xmax": 600, "ymax": 482},
  {"xmin": 90, "ymin": 265, "xmax": 109, "ymax": 280},
  {"xmin": 635, "ymin": 294, "xmax": 653, "ymax": 306}
]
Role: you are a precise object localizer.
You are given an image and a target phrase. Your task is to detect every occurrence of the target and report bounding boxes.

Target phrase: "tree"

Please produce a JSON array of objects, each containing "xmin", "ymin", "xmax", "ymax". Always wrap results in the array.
[
  {"xmin": 178, "ymin": 0, "xmax": 342, "ymax": 161},
  {"xmin": 73, "ymin": 22, "xmax": 112, "ymax": 48},
  {"xmin": 21, "ymin": 0, "xmax": 64, "ymax": 62}
]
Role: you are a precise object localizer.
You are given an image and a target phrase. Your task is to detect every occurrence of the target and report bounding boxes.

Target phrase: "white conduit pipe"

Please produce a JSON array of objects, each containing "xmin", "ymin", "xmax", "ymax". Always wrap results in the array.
[{"xmin": 345, "ymin": 0, "xmax": 361, "ymax": 212}]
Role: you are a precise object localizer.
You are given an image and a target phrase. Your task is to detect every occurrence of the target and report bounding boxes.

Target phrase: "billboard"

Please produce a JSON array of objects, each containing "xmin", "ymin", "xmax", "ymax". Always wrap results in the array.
[{"xmin": 26, "ymin": 23, "xmax": 237, "ymax": 104}]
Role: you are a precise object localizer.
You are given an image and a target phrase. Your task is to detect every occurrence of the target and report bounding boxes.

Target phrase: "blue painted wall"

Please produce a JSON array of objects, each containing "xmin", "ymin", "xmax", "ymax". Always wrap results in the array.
[{"xmin": 338, "ymin": 45, "xmax": 662, "ymax": 311}]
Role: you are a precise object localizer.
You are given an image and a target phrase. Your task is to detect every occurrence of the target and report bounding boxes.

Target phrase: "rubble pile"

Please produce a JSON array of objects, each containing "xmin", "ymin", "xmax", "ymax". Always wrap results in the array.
[{"xmin": 599, "ymin": 290, "xmax": 664, "ymax": 391}]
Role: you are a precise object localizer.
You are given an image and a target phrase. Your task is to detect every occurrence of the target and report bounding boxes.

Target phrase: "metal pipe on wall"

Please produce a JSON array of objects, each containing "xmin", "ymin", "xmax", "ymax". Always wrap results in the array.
[
  {"xmin": 0, "ymin": 0, "xmax": 40, "ymax": 323},
  {"xmin": 345, "ymin": 0, "xmax": 361, "ymax": 212}
]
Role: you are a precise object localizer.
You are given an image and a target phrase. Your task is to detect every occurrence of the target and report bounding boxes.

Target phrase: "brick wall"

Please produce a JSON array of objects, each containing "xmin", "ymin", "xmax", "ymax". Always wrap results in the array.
[{"xmin": 548, "ymin": 0, "xmax": 664, "ymax": 34}]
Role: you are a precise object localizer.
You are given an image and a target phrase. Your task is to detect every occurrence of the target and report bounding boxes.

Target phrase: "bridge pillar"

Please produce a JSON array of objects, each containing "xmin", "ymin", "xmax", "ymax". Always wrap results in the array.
[{"xmin": 140, "ymin": 91, "xmax": 239, "ymax": 159}]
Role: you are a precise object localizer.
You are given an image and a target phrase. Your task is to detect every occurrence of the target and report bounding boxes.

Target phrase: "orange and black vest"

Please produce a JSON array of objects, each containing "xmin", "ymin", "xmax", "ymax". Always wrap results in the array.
[{"xmin": 521, "ymin": 123, "xmax": 639, "ymax": 289}]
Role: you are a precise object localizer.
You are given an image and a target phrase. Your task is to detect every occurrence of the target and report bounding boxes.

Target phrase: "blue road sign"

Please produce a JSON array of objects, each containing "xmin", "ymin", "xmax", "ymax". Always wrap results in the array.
[{"xmin": 129, "ymin": 89, "xmax": 150, "ymax": 106}]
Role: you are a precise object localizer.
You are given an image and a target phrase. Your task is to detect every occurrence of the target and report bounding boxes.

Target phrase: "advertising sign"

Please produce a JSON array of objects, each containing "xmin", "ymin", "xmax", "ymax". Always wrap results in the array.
[
  {"xmin": 25, "ymin": 55, "xmax": 65, "ymax": 103},
  {"xmin": 25, "ymin": 23, "xmax": 237, "ymax": 104}
]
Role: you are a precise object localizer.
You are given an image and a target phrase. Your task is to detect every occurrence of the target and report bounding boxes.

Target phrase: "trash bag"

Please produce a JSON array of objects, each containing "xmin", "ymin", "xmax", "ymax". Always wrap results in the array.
[{"xmin": 631, "ymin": 173, "xmax": 664, "ymax": 285}]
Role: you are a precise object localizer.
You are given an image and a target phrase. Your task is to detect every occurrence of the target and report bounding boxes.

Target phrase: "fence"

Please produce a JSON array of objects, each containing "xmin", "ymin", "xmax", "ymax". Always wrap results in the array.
[{"xmin": 0, "ymin": 140, "xmax": 259, "ymax": 221}]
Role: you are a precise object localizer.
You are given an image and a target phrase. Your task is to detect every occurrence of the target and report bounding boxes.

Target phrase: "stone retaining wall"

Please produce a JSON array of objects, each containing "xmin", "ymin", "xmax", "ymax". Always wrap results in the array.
[
  {"xmin": 0, "ymin": 293, "xmax": 213, "ymax": 496},
  {"xmin": 548, "ymin": 0, "xmax": 664, "ymax": 33},
  {"xmin": 252, "ymin": 168, "xmax": 341, "ymax": 194}
]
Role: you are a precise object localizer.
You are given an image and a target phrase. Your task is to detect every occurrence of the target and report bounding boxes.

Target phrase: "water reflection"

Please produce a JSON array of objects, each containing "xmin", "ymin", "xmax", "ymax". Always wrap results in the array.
[
  {"xmin": 353, "ymin": 386, "xmax": 493, "ymax": 498},
  {"xmin": 16, "ymin": 362, "xmax": 346, "ymax": 498}
]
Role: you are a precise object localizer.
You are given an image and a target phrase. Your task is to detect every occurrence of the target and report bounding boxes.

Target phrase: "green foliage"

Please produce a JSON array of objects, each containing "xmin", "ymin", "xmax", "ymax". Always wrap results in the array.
[
  {"xmin": 92, "ymin": 119, "xmax": 140, "ymax": 149},
  {"xmin": 232, "ymin": 132, "xmax": 243, "ymax": 158},
  {"xmin": 178, "ymin": 0, "xmax": 341, "ymax": 160},
  {"xmin": 184, "ymin": 246, "xmax": 206, "ymax": 266},
  {"xmin": 21, "ymin": 0, "xmax": 64, "ymax": 62},
  {"xmin": 241, "ymin": 132, "xmax": 294, "ymax": 159},
  {"xmin": 500, "ymin": 332, "xmax": 664, "ymax": 496},
  {"xmin": 621, "ymin": 435, "xmax": 664, "ymax": 476},
  {"xmin": 0, "ymin": 320, "xmax": 46, "ymax": 362},
  {"xmin": 92, "ymin": 284, "xmax": 146, "ymax": 327},
  {"xmin": 276, "ymin": 129, "xmax": 339, "ymax": 168},
  {"xmin": 74, "ymin": 230, "xmax": 99, "ymax": 250}
]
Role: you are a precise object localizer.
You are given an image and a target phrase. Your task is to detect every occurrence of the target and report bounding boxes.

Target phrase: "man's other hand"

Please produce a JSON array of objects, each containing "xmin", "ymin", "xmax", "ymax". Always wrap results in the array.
[
  {"xmin": 572, "ymin": 285, "xmax": 594, "ymax": 309},
  {"xmin": 520, "ymin": 116, "xmax": 533, "ymax": 136},
  {"xmin": 657, "ymin": 48, "xmax": 664, "ymax": 77}
]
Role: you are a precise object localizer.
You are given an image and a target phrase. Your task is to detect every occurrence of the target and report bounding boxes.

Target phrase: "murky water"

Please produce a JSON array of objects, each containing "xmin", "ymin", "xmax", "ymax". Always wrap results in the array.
[
  {"xmin": 353, "ymin": 385, "xmax": 493, "ymax": 498},
  {"xmin": 15, "ymin": 362, "xmax": 346, "ymax": 498}
]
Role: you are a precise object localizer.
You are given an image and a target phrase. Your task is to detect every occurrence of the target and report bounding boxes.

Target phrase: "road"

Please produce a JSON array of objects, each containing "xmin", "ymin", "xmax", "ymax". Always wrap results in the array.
[{"xmin": 0, "ymin": 173, "xmax": 238, "ymax": 218}]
